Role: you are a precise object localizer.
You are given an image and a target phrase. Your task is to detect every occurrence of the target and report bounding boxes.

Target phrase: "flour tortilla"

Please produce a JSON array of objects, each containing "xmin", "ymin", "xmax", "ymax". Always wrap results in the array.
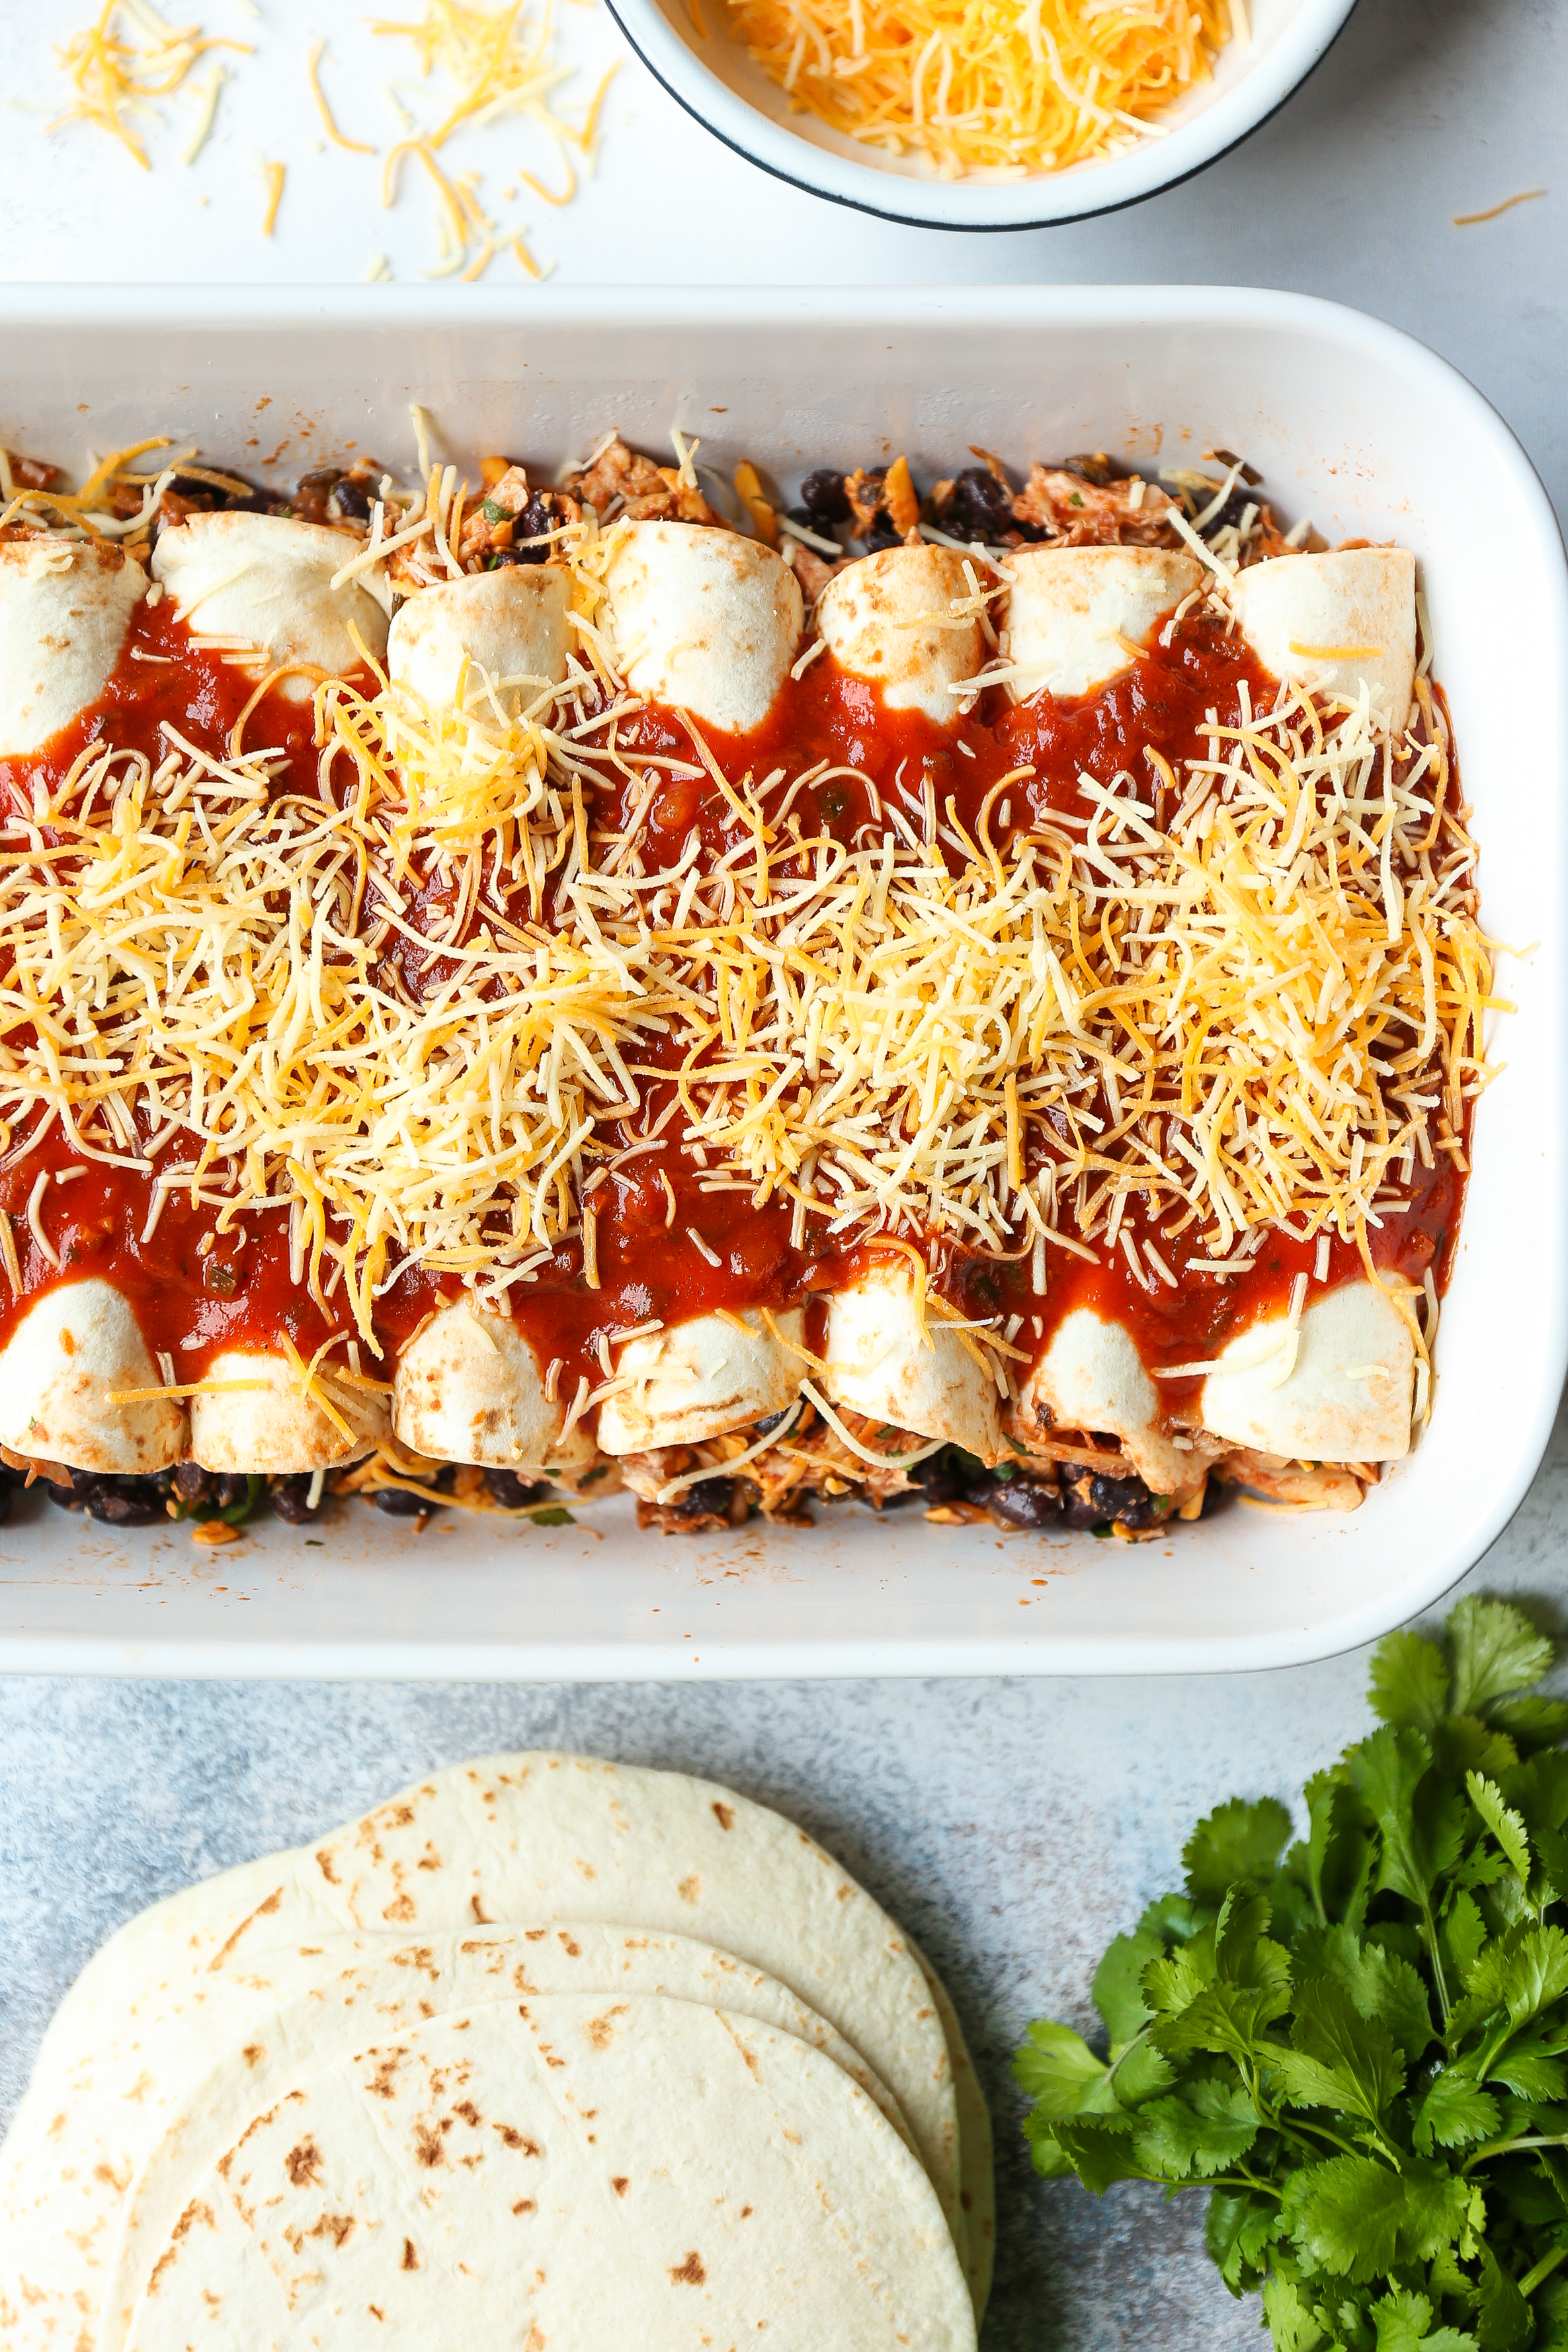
[
  {"xmin": 1014, "ymin": 1305, "xmax": 1208, "ymax": 1495},
  {"xmin": 299, "ymin": 1755, "xmax": 964, "ymax": 2246},
  {"xmin": 600, "ymin": 519, "xmax": 802, "ymax": 735},
  {"xmin": 388, "ymin": 565, "xmax": 571, "ymax": 718},
  {"xmin": 1002, "ymin": 544, "xmax": 1202, "ymax": 701},
  {"xmin": 824, "ymin": 1259, "xmax": 1000, "ymax": 1464},
  {"xmin": 595, "ymin": 1307, "xmax": 805, "ymax": 1454},
  {"xmin": 189, "ymin": 1349, "xmax": 389, "ymax": 1475},
  {"xmin": 97, "ymin": 1925, "xmax": 910, "ymax": 2351},
  {"xmin": 1198, "ymin": 1277, "xmax": 1416, "ymax": 1462},
  {"xmin": 0, "ymin": 537, "xmax": 145, "ymax": 755},
  {"xmin": 0, "ymin": 1276, "xmax": 185, "ymax": 1474},
  {"xmin": 5, "ymin": 1757, "xmax": 979, "ymax": 2333},
  {"xmin": 124, "ymin": 1995, "xmax": 975, "ymax": 2352},
  {"xmin": 1230, "ymin": 546, "xmax": 1418, "ymax": 730},
  {"xmin": 151, "ymin": 511, "xmax": 388, "ymax": 691},
  {"xmin": 391, "ymin": 1302, "xmax": 595, "ymax": 1473},
  {"xmin": 905, "ymin": 1933, "xmax": 995, "ymax": 2322},
  {"xmin": 815, "ymin": 546, "xmax": 983, "ymax": 723}
]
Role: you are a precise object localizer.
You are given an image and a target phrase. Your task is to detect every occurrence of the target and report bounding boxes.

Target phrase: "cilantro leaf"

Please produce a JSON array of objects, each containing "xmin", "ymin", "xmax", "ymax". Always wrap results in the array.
[
  {"xmin": 1412, "ymin": 2069, "xmax": 1501, "ymax": 2154},
  {"xmin": 1467, "ymin": 1769, "xmax": 1533, "ymax": 1886},
  {"xmin": 1206, "ymin": 2187, "xmax": 1278, "ymax": 2291},
  {"xmin": 1131, "ymin": 2079, "xmax": 1259, "ymax": 2179},
  {"xmin": 1184, "ymin": 1796, "xmax": 1294, "ymax": 1906},
  {"xmin": 1012, "ymin": 2019, "xmax": 1112, "ymax": 2119},
  {"xmin": 1049, "ymin": 2111, "xmax": 1146, "ymax": 2193},
  {"xmin": 1448, "ymin": 1597, "xmax": 1556, "ymax": 1720},
  {"xmin": 1264, "ymin": 2273, "xmax": 1333, "ymax": 2351},
  {"xmin": 1268, "ymin": 1976, "xmax": 1403, "ymax": 2123},
  {"xmin": 1369, "ymin": 2289, "xmax": 1478, "ymax": 2351},
  {"xmin": 1474, "ymin": 2240, "xmax": 1532, "ymax": 2351},
  {"xmin": 1092, "ymin": 1926, "xmax": 1161, "ymax": 2046},
  {"xmin": 1372, "ymin": 1626, "xmax": 1451, "ymax": 1732},
  {"xmin": 1313, "ymin": 1921, "xmax": 1435, "ymax": 2062},
  {"xmin": 1283, "ymin": 2156, "xmax": 1470, "ymax": 2281}
]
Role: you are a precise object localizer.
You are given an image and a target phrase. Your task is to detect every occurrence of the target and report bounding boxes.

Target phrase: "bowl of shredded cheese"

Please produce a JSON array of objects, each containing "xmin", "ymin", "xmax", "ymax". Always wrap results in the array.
[{"xmin": 606, "ymin": 0, "xmax": 1358, "ymax": 226}]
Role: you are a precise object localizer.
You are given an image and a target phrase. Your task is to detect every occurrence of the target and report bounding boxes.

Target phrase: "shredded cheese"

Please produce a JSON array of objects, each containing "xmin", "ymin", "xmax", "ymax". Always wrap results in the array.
[
  {"xmin": 720, "ymin": 0, "xmax": 1231, "ymax": 181},
  {"xmin": 51, "ymin": 0, "xmax": 251, "ymax": 170}
]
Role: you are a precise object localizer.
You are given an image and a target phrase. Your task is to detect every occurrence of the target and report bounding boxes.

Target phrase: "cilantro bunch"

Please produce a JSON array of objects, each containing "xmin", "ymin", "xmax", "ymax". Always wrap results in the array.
[{"xmin": 1016, "ymin": 1598, "xmax": 1568, "ymax": 2350}]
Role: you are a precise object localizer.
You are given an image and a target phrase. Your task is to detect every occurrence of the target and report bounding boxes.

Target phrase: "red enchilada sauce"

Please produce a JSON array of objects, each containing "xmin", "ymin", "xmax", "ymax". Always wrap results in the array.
[{"xmin": 0, "ymin": 595, "xmax": 1467, "ymax": 1413}]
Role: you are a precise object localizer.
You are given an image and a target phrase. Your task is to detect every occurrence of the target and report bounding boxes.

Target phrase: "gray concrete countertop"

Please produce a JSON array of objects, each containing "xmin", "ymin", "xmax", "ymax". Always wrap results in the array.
[
  {"xmin": 3, "ymin": 0, "xmax": 1565, "ymax": 2337},
  {"xmin": 4, "ymin": 1392, "xmax": 1565, "ymax": 2347}
]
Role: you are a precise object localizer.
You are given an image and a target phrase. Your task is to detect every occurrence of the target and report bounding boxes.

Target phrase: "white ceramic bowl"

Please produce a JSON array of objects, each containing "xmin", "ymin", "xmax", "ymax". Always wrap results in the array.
[
  {"xmin": 0, "ymin": 281, "xmax": 1563, "ymax": 1678},
  {"xmin": 604, "ymin": 0, "xmax": 1359, "ymax": 228}
]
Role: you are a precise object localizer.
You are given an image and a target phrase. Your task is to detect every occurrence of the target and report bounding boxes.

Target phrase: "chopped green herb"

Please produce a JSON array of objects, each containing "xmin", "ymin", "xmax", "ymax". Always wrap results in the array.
[
  {"xmin": 1016, "ymin": 1597, "xmax": 1568, "ymax": 2349},
  {"xmin": 530, "ymin": 1505, "xmax": 575, "ymax": 1527},
  {"xmin": 481, "ymin": 497, "xmax": 509, "ymax": 523}
]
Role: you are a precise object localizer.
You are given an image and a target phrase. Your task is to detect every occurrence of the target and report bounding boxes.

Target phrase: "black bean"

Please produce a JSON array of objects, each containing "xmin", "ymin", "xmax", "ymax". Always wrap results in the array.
[
  {"xmin": 865, "ymin": 511, "xmax": 902, "ymax": 551},
  {"xmin": 297, "ymin": 467, "xmax": 343, "ymax": 491},
  {"xmin": 329, "ymin": 476, "xmax": 372, "ymax": 522},
  {"xmin": 173, "ymin": 1462, "xmax": 211, "ymax": 1503},
  {"xmin": 1059, "ymin": 452, "xmax": 1119, "ymax": 487},
  {"xmin": 800, "ymin": 468, "xmax": 850, "ymax": 525},
  {"xmin": 372, "ymin": 1486, "xmax": 436, "ymax": 1516},
  {"xmin": 211, "ymin": 1474, "xmax": 251, "ymax": 1513},
  {"xmin": 985, "ymin": 1477, "xmax": 1061, "ymax": 1531},
  {"xmin": 673, "ymin": 1476, "xmax": 733, "ymax": 1519},
  {"xmin": 483, "ymin": 1468, "xmax": 546, "ymax": 1511},
  {"xmin": 269, "ymin": 1474, "xmax": 321, "ymax": 1525},
  {"xmin": 86, "ymin": 1487, "xmax": 166, "ymax": 1527},
  {"xmin": 46, "ymin": 1479, "xmax": 84, "ymax": 1510},
  {"xmin": 947, "ymin": 466, "xmax": 1013, "ymax": 540},
  {"xmin": 909, "ymin": 1451, "xmax": 966, "ymax": 1507},
  {"xmin": 753, "ymin": 1410, "xmax": 787, "ymax": 1437},
  {"xmin": 1061, "ymin": 1465, "xmax": 1154, "ymax": 1531}
]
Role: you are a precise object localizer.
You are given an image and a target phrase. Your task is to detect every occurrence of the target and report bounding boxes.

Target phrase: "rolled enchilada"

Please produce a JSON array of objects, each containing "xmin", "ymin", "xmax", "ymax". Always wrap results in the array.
[{"xmin": 0, "ymin": 430, "xmax": 1479, "ymax": 1538}]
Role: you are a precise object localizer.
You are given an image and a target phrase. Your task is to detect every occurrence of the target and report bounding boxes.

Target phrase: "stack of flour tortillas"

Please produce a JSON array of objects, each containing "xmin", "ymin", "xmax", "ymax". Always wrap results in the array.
[{"xmin": 0, "ymin": 1752, "xmax": 991, "ymax": 2348}]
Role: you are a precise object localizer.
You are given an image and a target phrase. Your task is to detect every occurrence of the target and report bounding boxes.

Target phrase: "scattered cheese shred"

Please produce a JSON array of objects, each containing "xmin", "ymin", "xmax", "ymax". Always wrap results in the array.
[
  {"xmin": 308, "ymin": 38, "xmax": 377, "ymax": 155},
  {"xmin": 50, "ymin": 0, "xmax": 251, "ymax": 170},
  {"xmin": 720, "ymin": 0, "xmax": 1232, "ymax": 181},
  {"xmin": 260, "ymin": 155, "xmax": 286, "ymax": 235}
]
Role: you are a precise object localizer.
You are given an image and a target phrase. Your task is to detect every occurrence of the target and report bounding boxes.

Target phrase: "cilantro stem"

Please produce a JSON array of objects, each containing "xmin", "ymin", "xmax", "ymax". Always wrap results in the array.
[
  {"xmin": 1465, "ymin": 2134, "xmax": 1568, "ymax": 2171},
  {"xmin": 1518, "ymin": 2244, "xmax": 1568, "ymax": 2299}
]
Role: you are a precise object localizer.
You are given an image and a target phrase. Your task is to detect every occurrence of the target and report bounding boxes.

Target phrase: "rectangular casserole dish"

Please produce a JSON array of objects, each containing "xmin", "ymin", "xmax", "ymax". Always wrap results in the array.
[{"xmin": 0, "ymin": 280, "xmax": 1562, "ymax": 1679}]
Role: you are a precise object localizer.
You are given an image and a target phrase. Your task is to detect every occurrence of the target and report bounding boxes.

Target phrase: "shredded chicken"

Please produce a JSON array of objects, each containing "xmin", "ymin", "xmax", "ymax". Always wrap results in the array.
[
  {"xmin": 1212, "ymin": 1450, "xmax": 1375, "ymax": 1512},
  {"xmin": 560, "ymin": 436, "xmax": 718, "ymax": 526}
]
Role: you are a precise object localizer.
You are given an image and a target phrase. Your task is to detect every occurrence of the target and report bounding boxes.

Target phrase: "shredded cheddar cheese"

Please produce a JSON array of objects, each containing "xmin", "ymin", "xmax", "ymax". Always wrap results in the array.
[
  {"xmin": 720, "ymin": 0, "xmax": 1236, "ymax": 180},
  {"xmin": 51, "ymin": 0, "xmax": 250, "ymax": 171}
]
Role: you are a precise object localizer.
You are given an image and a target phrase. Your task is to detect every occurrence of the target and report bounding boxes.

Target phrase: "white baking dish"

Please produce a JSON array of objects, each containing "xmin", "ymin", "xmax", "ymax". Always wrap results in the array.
[{"xmin": 0, "ymin": 284, "xmax": 1562, "ymax": 1679}]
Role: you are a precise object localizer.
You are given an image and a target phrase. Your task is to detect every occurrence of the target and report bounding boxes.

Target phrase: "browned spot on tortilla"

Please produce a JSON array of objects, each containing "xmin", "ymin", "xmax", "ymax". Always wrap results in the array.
[
  {"xmin": 313, "ymin": 1847, "xmax": 340, "ymax": 1886},
  {"xmin": 584, "ymin": 2005, "xmax": 628, "ymax": 2050},
  {"xmin": 368, "ymin": 2306, "xmax": 385, "ymax": 2322},
  {"xmin": 206, "ymin": 1886, "xmax": 285, "ymax": 1972},
  {"xmin": 145, "ymin": 2197, "xmax": 216, "ymax": 2292},
  {"xmin": 308, "ymin": 2213, "xmax": 355, "ymax": 2248},
  {"xmin": 556, "ymin": 1931, "xmax": 580, "ymax": 1957},
  {"xmin": 494, "ymin": 2124, "xmax": 541, "ymax": 2154},
  {"xmin": 741, "ymin": 2205, "xmax": 753, "ymax": 2218},
  {"xmin": 241, "ymin": 2044, "xmax": 265, "ymax": 2068},
  {"xmin": 525, "ymin": 2326, "xmax": 546, "ymax": 2351},
  {"xmin": 285, "ymin": 2139, "xmax": 322, "ymax": 2187},
  {"xmin": 383, "ymin": 1893, "xmax": 417, "ymax": 1925},
  {"xmin": 524, "ymin": 1927, "xmax": 546, "ymax": 1942},
  {"xmin": 677, "ymin": 1874, "xmax": 700, "ymax": 1905},
  {"xmin": 413, "ymin": 2122, "xmax": 445, "ymax": 2168},
  {"xmin": 669, "ymin": 2251, "xmax": 707, "ymax": 2287},
  {"xmin": 513, "ymin": 2197, "xmax": 537, "ymax": 2214},
  {"xmin": 711, "ymin": 1800, "xmax": 734, "ymax": 1831},
  {"xmin": 402, "ymin": 2238, "xmax": 419, "ymax": 2271},
  {"xmin": 471, "ymin": 1894, "xmax": 491, "ymax": 1924},
  {"xmin": 453, "ymin": 2101, "xmax": 482, "ymax": 2126},
  {"xmin": 611, "ymin": 2175, "xmax": 630, "ymax": 2197},
  {"xmin": 365, "ymin": 2054, "xmax": 401, "ymax": 2099}
]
